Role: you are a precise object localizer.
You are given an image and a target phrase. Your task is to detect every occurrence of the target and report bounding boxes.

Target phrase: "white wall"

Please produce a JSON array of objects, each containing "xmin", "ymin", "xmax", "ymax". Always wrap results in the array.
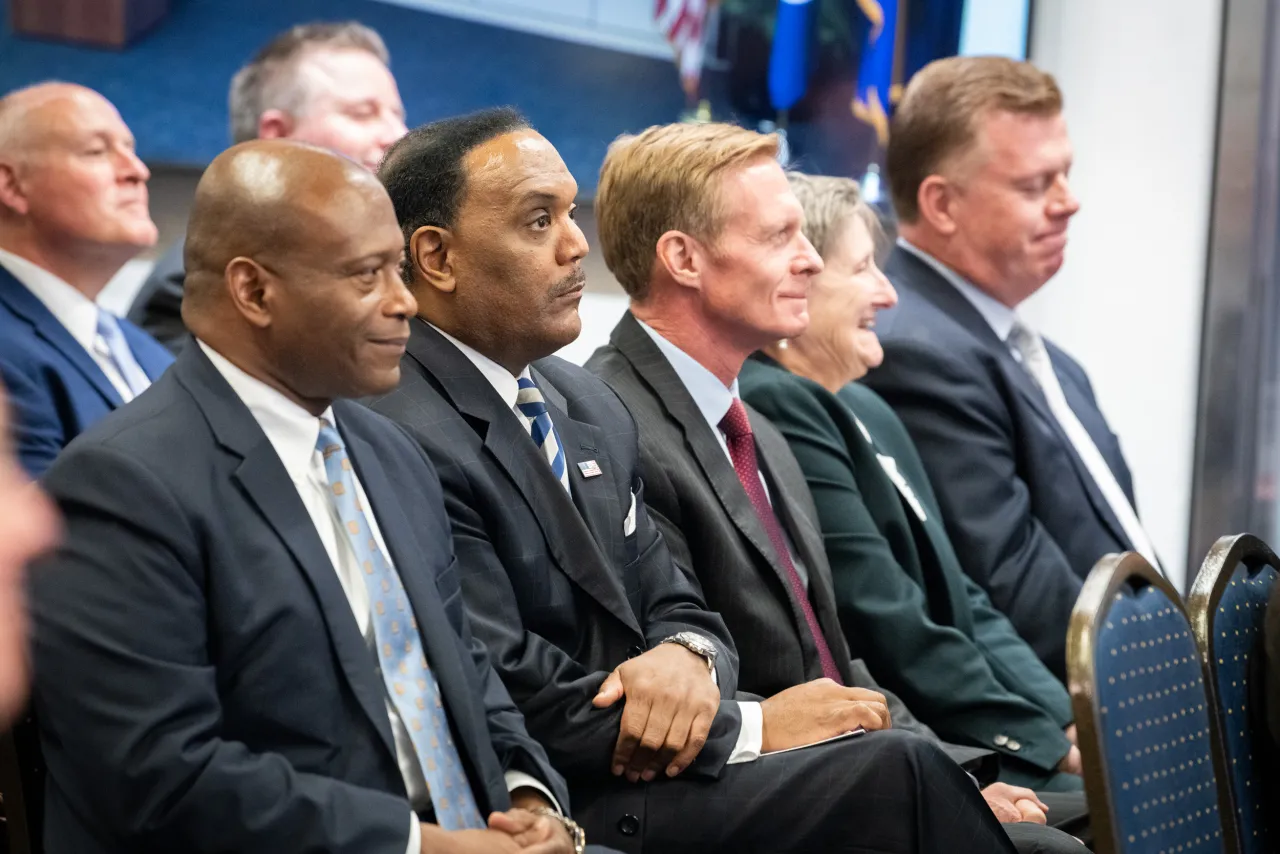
[
  {"xmin": 555, "ymin": 293, "xmax": 630, "ymax": 365},
  {"xmin": 1022, "ymin": 0, "xmax": 1223, "ymax": 587},
  {"xmin": 371, "ymin": 0, "xmax": 672, "ymax": 59}
]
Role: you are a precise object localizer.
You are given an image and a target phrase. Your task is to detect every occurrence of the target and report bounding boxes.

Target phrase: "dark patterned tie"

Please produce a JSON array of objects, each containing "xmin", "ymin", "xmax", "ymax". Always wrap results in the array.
[{"xmin": 719, "ymin": 399, "xmax": 843, "ymax": 684}]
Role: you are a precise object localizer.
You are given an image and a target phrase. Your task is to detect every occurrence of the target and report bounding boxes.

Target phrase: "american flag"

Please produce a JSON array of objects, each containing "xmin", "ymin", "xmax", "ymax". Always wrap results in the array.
[{"xmin": 655, "ymin": 0, "xmax": 711, "ymax": 98}]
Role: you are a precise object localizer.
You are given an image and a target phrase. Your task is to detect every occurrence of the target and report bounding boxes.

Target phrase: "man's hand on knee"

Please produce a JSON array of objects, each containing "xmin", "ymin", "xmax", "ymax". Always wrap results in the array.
[{"xmin": 759, "ymin": 678, "xmax": 890, "ymax": 753}]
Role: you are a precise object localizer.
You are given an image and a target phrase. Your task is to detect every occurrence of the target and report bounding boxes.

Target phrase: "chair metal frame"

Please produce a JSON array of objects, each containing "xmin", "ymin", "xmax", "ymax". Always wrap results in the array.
[
  {"xmin": 1067, "ymin": 551, "xmax": 1239, "ymax": 854},
  {"xmin": 1187, "ymin": 532, "xmax": 1279, "ymax": 851}
]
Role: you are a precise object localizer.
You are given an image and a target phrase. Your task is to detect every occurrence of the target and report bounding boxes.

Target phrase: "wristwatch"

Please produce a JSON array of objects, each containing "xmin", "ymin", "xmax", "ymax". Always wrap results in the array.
[
  {"xmin": 531, "ymin": 807, "xmax": 586, "ymax": 854},
  {"xmin": 660, "ymin": 631, "xmax": 718, "ymax": 677}
]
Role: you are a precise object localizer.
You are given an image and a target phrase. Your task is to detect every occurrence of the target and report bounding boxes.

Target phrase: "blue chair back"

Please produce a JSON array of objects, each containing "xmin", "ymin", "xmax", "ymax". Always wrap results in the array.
[
  {"xmin": 1068, "ymin": 552, "xmax": 1236, "ymax": 854},
  {"xmin": 1189, "ymin": 534, "xmax": 1279, "ymax": 854}
]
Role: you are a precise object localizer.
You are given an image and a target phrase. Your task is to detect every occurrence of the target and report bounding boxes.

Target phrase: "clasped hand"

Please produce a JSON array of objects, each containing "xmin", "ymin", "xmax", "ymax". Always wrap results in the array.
[
  {"xmin": 592, "ymin": 642, "xmax": 721, "ymax": 782},
  {"xmin": 420, "ymin": 806, "xmax": 573, "ymax": 853}
]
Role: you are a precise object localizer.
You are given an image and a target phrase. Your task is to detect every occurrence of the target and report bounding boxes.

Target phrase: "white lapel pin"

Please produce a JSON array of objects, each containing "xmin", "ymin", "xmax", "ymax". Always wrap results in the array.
[{"xmin": 577, "ymin": 460, "xmax": 603, "ymax": 478}]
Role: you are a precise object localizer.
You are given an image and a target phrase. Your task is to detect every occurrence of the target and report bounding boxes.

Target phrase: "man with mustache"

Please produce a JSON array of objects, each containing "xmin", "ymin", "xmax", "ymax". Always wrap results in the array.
[
  {"xmin": 128, "ymin": 21, "xmax": 408, "ymax": 352},
  {"xmin": 861, "ymin": 56, "xmax": 1154, "ymax": 682},
  {"xmin": 370, "ymin": 107, "xmax": 1027, "ymax": 854},
  {"xmin": 28, "ymin": 139, "xmax": 586, "ymax": 854},
  {"xmin": 0, "ymin": 82, "xmax": 174, "ymax": 476}
]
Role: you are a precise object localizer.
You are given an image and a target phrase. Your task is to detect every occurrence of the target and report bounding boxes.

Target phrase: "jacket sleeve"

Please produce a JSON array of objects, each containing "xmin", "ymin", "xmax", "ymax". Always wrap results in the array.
[
  {"xmin": 0, "ymin": 354, "xmax": 67, "ymax": 478},
  {"xmin": 863, "ymin": 337, "xmax": 1083, "ymax": 678},
  {"xmin": 963, "ymin": 573, "xmax": 1074, "ymax": 728},
  {"xmin": 31, "ymin": 443, "xmax": 413, "ymax": 853},
  {"xmin": 435, "ymin": 453, "xmax": 743, "ymax": 783},
  {"xmin": 746, "ymin": 375, "xmax": 1072, "ymax": 773}
]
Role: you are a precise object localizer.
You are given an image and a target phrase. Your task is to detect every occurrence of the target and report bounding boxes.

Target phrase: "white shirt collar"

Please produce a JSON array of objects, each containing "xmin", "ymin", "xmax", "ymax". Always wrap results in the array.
[
  {"xmin": 428, "ymin": 323, "xmax": 531, "ymax": 406},
  {"xmin": 196, "ymin": 339, "xmax": 334, "ymax": 483},
  {"xmin": 897, "ymin": 237, "xmax": 1019, "ymax": 343},
  {"xmin": 635, "ymin": 318, "xmax": 739, "ymax": 435},
  {"xmin": 0, "ymin": 245, "xmax": 101, "ymax": 352}
]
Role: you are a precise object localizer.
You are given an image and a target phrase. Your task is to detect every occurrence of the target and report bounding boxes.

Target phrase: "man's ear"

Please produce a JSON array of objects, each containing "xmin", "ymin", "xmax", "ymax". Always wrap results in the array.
[
  {"xmin": 0, "ymin": 160, "xmax": 30, "ymax": 216},
  {"xmin": 225, "ymin": 256, "xmax": 274, "ymax": 329},
  {"xmin": 256, "ymin": 110, "xmax": 296, "ymax": 141},
  {"xmin": 916, "ymin": 175, "xmax": 960, "ymax": 237},
  {"xmin": 409, "ymin": 226, "xmax": 457, "ymax": 294},
  {"xmin": 654, "ymin": 230, "xmax": 705, "ymax": 293}
]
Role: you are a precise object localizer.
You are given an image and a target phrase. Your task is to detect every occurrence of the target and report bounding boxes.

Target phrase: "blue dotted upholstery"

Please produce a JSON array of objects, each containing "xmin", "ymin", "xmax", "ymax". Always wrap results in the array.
[
  {"xmin": 1206, "ymin": 563, "xmax": 1277, "ymax": 854},
  {"xmin": 1095, "ymin": 585, "xmax": 1228, "ymax": 853}
]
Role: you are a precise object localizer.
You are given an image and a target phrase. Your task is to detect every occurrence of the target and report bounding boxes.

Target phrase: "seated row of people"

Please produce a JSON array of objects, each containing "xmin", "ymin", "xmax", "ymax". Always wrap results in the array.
[
  {"xmin": 0, "ymin": 30, "xmax": 1155, "ymax": 851},
  {"xmin": 3, "ymin": 19, "xmax": 1150, "ymax": 697},
  {"xmin": 24, "ymin": 127, "xmax": 1067, "ymax": 852}
]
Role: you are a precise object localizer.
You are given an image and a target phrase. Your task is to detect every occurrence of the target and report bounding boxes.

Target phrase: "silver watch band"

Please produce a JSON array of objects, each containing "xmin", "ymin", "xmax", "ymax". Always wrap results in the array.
[
  {"xmin": 531, "ymin": 806, "xmax": 586, "ymax": 854},
  {"xmin": 660, "ymin": 633, "xmax": 717, "ymax": 675}
]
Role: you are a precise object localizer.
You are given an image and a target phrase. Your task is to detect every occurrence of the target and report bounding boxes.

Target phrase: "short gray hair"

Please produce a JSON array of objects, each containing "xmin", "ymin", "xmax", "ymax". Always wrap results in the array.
[
  {"xmin": 785, "ymin": 172, "xmax": 879, "ymax": 258},
  {"xmin": 228, "ymin": 22, "xmax": 391, "ymax": 144}
]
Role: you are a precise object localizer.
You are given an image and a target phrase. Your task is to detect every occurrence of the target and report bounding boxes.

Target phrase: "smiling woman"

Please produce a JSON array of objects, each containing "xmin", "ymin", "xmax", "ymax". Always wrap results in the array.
[{"xmin": 760, "ymin": 172, "xmax": 897, "ymax": 393}]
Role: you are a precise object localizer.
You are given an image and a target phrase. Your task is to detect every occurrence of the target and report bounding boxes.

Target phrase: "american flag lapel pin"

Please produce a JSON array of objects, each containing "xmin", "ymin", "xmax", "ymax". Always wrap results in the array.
[{"xmin": 577, "ymin": 460, "xmax": 603, "ymax": 479}]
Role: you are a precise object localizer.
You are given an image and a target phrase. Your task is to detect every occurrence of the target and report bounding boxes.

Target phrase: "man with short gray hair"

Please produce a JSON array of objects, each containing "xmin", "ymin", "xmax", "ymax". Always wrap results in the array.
[{"xmin": 127, "ymin": 21, "xmax": 407, "ymax": 351}]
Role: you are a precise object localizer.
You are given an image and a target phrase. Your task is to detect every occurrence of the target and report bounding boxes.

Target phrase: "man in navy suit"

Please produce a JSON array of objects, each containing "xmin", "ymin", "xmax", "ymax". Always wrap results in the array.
[
  {"xmin": 862, "ymin": 56, "xmax": 1154, "ymax": 681},
  {"xmin": 29, "ymin": 140, "xmax": 589, "ymax": 853},
  {"xmin": 0, "ymin": 82, "xmax": 173, "ymax": 477}
]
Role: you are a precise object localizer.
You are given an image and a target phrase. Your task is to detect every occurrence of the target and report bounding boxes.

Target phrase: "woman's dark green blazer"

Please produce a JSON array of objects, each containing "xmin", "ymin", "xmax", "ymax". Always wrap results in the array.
[{"xmin": 740, "ymin": 353, "xmax": 1074, "ymax": 786}]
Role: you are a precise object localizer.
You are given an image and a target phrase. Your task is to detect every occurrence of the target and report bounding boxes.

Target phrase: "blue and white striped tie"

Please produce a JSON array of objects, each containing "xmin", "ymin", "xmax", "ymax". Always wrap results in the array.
[{"xmin": 516, "ymin": 376, "xmax": 568, "ymax": 492}]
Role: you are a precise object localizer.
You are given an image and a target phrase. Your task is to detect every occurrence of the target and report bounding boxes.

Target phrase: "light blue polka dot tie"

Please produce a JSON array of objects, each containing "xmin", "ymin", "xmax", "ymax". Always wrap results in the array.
[
  {"xmin": 316, "ymin": 422, "xmax": 485, "ymax": 830},
  {"xmin": 516, "ymin": 376, "xmax": 568, "ymax": 491},
  {"xmin": 95, "ymin": 310, "xmax": 151, "ymax": 398}
]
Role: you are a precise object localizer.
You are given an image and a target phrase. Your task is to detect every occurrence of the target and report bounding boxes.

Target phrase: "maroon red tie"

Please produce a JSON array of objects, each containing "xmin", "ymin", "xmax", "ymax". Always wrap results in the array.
[{"xmin": 719, "ymin": 399, "xmax": 843, "ymax": 684}]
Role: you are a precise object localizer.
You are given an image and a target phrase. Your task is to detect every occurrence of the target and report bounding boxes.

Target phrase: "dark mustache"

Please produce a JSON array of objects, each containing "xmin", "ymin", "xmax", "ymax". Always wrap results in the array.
[{"xmin": 550, "ymin": 268, "xmax": 587, "ymax": 298}]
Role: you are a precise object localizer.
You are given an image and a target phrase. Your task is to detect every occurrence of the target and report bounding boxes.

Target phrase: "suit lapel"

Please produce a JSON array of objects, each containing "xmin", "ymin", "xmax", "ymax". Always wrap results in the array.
[
  {"xmin": 888, "ymin": 249, "xmax": 1134, "ymax": 549},
  {"xmin": 406, "ymin": 322, "xmax": 642, "ymax": 636},
  {"xmin": 340, "ymin": 413, "xmax": 491, "ymax": 788},
  {"xmin": 531, "ymin": 366, "xmax": 627, "ymax": 562},
  {"xmin": 0, "ymin": 267, "xmax": 123, "ymax": 407},
  {"xmin": 174, "ymin": 348, "xmax": 399, "ymax": 764},
  {"xmin": 609, "ymin": 313, "xmax": 800, "ymax": 596}
]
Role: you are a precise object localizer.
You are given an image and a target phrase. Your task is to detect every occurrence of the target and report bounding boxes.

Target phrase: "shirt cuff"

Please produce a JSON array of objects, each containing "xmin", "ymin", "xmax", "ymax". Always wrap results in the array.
[
  {"xmin": 407, "ymin": 812, "xmax": 420, "ymax": 854},
  {"xmin": 727, "ymin": 700, "xmax": 763, "ymax": 764},
  {"xmin": 506, "ymin": 770, "xmax": 563, "ymax": 815}
]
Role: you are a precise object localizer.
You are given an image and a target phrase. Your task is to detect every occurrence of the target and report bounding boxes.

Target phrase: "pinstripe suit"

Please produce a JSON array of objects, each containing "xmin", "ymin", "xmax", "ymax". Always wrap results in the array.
[{"xmin": 369, "ymin": 318, "xmax": 1024, "ymax": 854}]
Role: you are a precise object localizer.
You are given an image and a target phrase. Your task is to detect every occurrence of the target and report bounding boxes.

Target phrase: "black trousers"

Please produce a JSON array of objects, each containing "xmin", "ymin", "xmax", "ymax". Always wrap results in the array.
[{"xmin": 572, "ymin": 728, "xmax": 1022, "ymax": 853}]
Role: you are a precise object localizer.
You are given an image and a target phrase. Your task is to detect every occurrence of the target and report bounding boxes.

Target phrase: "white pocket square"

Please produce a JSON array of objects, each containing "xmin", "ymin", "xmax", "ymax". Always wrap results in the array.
[{"xmin": 623, "ymin": 491, "xmax": 637, "ymax": 537}]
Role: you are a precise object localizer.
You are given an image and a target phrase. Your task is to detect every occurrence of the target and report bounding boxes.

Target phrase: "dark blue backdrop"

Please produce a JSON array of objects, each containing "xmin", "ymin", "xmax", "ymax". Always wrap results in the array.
[{"xmin": 0, "ymin": 0, "xmax": 711, "ymax": 191}]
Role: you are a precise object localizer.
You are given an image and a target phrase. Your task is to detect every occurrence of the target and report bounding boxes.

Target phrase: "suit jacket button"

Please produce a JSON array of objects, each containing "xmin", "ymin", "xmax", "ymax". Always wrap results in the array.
[
  {"xmin": 1006, "ymin": 739, "xmax": 1022, "ymax": 752},
  {"xmin": 993, "ymin": 734, "xmax": 1009, "ymax": 747},
  {"xmin": 617, "ymin": 814, "xmax": 640, "ymax": 836}
]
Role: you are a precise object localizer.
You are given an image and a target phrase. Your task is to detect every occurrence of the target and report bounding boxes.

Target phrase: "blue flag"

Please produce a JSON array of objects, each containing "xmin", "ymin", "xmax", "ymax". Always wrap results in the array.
[
  {"xmin": 768, "ymin": 0, "xmax": 816, "ymax": 113},
  {"xmin": 853, "ymin": 0, "xmax": 900, "ymax": 147}
]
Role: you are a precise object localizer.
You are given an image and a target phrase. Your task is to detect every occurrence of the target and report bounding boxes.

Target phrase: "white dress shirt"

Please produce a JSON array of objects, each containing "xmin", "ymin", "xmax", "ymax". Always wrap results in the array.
[
  {"xmin": 197, "ymin": 340, "xmax": 556, "ymax": 853},
  {"xmin": 0, "ymin": 246, "xmax": 142, "ymax": 402},
  {"xmin": 897, "ymin": 238, "xmax": 1017, "ymax": 342},
  {"xmin": 896, "ymin": 238, "xmax": 1159, "ymax": 567},
  {"xmin": 635, "ymin": 319, "xmax": 808, "ymax": 586},
  {"xmin": 431, "ymin": 324, "xmax": 764, "ymax": 764}
]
